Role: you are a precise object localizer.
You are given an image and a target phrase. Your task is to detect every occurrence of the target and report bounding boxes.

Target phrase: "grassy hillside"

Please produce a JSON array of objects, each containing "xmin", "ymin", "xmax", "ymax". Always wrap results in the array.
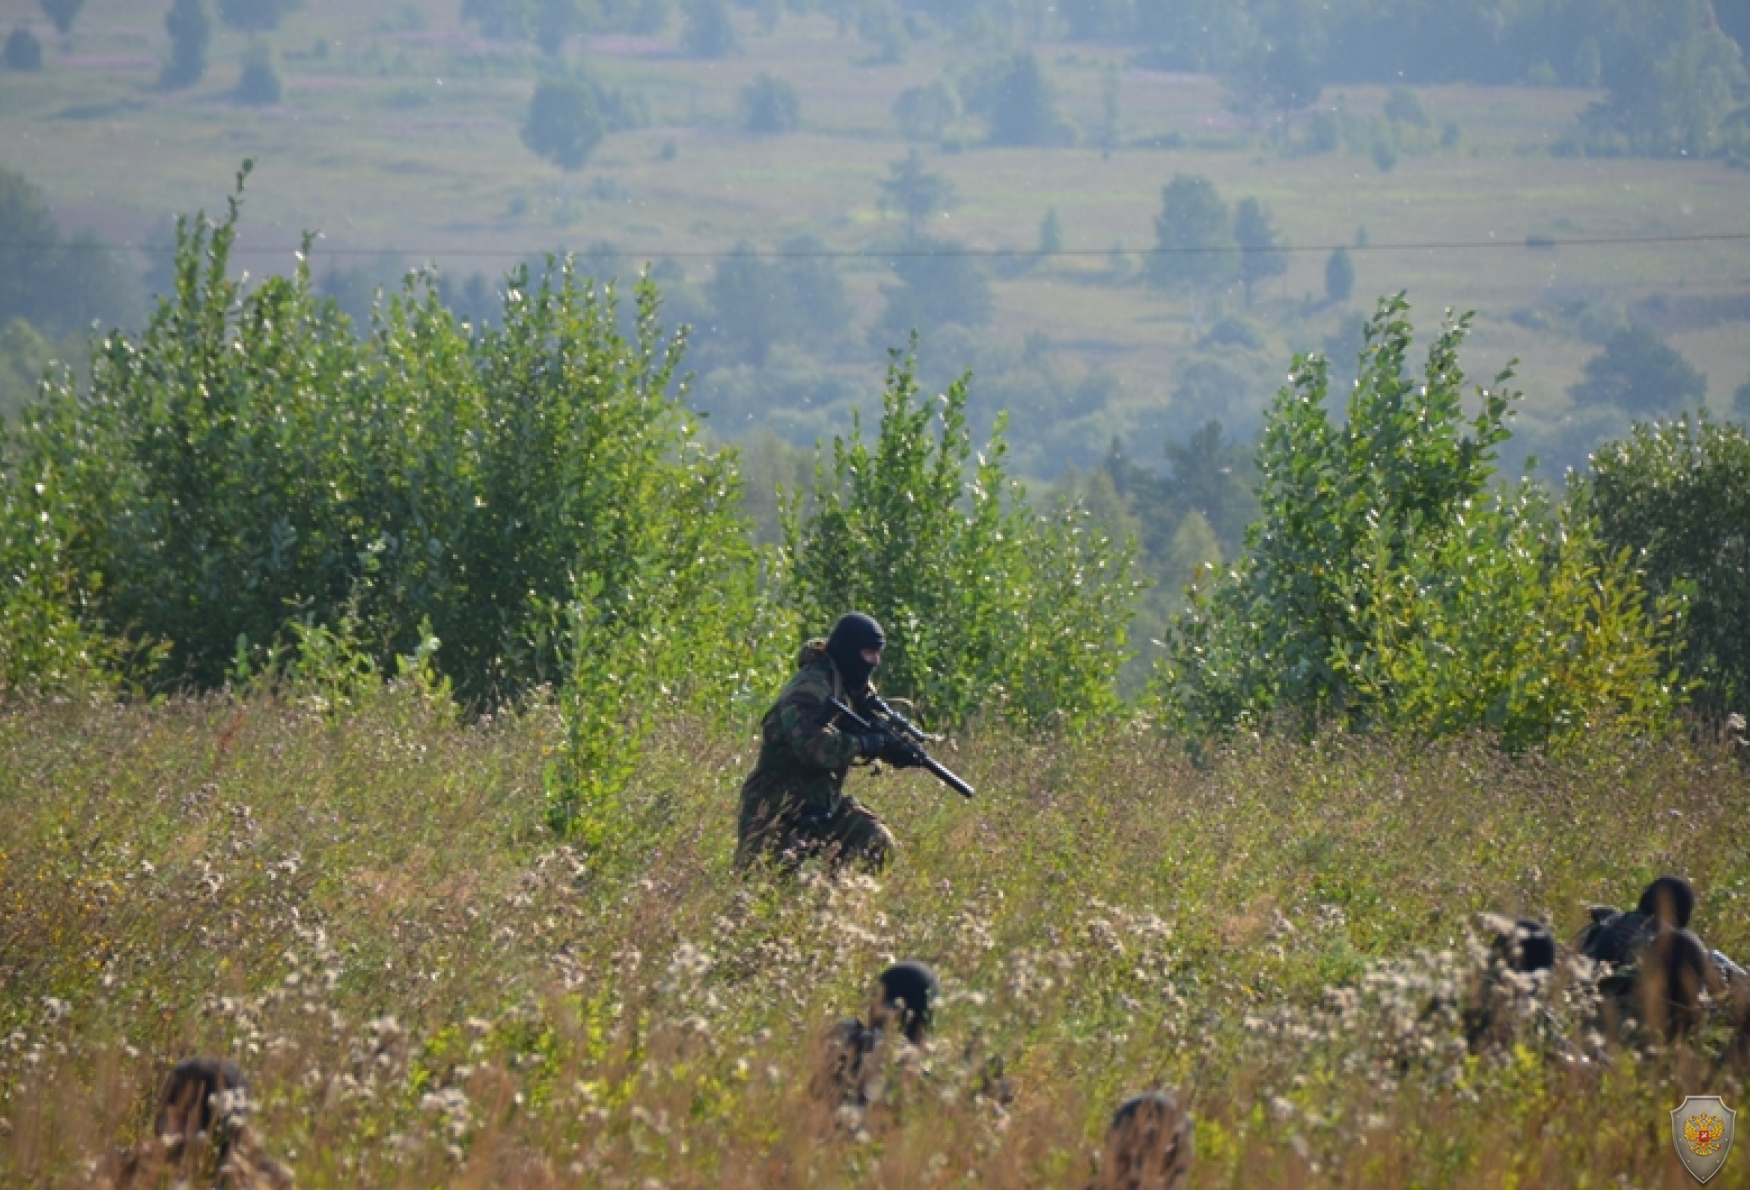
[
  {"xmin": 2, "ymin": 689, "xmax": 1747, "ymax": 1186},
  {"xmin": 1, "ymin": 0, "xmax": 1747, "ymax": 475}
]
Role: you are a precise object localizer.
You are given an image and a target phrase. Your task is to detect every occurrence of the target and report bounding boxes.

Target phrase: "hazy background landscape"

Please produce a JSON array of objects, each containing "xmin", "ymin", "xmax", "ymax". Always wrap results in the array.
[{"xmin": 3, "ymin": 0, "xmax": 1747, "ymax": 467}]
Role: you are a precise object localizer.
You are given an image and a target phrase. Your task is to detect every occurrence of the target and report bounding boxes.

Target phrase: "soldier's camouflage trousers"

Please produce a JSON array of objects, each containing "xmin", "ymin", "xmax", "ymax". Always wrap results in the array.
[{"xmin": 735, "ymin": 793, "xmax": 894, "ymax": 873}]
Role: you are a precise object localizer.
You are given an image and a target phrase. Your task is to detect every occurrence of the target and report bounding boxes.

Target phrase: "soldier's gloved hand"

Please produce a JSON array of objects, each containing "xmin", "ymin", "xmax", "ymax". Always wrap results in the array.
[
  {"xmin": 881, "ymin": 735, "xmax": 925, "ymax": 769},
  {"xmin": 857, "ymin": 731, "xmax": 889, "ymax": 760}
]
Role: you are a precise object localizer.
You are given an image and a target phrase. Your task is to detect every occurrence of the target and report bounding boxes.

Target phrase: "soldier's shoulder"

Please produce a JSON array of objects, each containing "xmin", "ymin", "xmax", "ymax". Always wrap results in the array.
[{"xmin": 782, "ymin": 647, "xmax": 837, "ymax": 699}]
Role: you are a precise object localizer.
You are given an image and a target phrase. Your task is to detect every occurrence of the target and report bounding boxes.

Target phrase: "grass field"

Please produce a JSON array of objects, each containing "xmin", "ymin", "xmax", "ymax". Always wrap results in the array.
[
  {"xmin": 2, "ymin": 0, "xmax": 1748, "ymax": 476},
  {"xmin": 1, "ymin": 689, "xmax": 1747, "ymax": 1186}
]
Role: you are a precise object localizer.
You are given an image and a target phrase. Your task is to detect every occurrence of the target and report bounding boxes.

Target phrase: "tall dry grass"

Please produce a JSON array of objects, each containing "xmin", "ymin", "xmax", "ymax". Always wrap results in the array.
[{"xmin": 0, "ymin": 688, "xmax": 1746, "ymax": 1186}]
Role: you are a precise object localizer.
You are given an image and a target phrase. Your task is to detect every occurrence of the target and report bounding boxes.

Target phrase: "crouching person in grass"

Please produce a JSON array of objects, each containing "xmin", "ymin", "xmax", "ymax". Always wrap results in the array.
[
  {"xmin": 815, "ymin": 961, "xmax": 938, "ymax": 1133},
  {"xmin": 735, "ymin": 614, "xmax": 905, "ymax": 875},
  {"xmin": 1087, "ymin": 1091, "xmax": 1192, "ymax": 1190},
  {"xmin": 98, "ymin": 1056, "xmax": 292, "ymax": 1189},
  {"xmin": 1579, "ymin": 875, "xmax": 1726, "ymax": 1041},
  {"xmin": 1464, "ymin": 913, "xmax": 1558, "ymax": 1054}
]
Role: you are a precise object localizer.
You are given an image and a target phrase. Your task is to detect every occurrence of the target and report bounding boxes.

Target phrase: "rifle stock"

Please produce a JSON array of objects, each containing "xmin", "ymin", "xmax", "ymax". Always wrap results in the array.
[{"xmin": 828, "ymin": 696, "xmax": 975, "ymax": 800}]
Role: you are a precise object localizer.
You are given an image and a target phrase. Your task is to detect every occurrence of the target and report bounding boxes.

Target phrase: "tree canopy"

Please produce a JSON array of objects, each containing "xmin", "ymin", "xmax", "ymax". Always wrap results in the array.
[{"xmin": 522, "ymin": 78, "xmax": 607, "ymax": 172}]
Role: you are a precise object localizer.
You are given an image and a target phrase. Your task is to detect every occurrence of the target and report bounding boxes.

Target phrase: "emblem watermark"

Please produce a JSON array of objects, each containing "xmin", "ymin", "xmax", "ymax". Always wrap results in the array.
[{"xmin": 1672, "ymin": 1095, "xmax": 1736, "ymax": 1184}]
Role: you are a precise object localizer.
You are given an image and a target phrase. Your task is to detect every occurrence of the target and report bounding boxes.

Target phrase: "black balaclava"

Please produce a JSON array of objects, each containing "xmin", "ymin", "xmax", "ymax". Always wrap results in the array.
[
  {"xmin": 1511, "ymin": 919, "xmax": 1557, "ymax": 973},
  {"xmin": 1639, "ymin": 874, "xmax": 1696, "ymax": 929},
  {"xmin": 876, "ymin": 961, "xmax": 939, "ymax": 1044},
  {"xmin": 826, "ymin": 612, "xmax": 885, "ymax": 694}
]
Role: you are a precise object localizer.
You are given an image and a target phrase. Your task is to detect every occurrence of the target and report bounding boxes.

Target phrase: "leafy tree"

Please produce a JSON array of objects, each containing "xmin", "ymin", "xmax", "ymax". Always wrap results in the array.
[
  {"xmin": 0, "ymin": 175, "xmax": 60, "ymax": 334},
  {"xmin": 1735, "ymin": 377, "xmax": 1750, "ymax": 424},
  {"xmin": 1575, "ymin": 23, "xmax": 1750, "ymax": 156},
  {"xmin": 681, "ymin": 0, "xmax": 736, "ymax": 58},
  {"xmin": 1038, "ymin": 207, "xmax": 1062, "ymax": 255},
  {"xmin": 875, "ymin": 238, "xmax": 991, "ymax": 340},
  {"xmin": 0, "ymin": 169, "xmax": 139, "ymax": 337},
  {"xmin": 1160, "ymin": 419, "xmax": 1256, "ymax": 554},
  {"xmin": 40, "ymin": 0, "xmax": 85, "ymax": 36},
  {"xmin": 1583, "ymin": 414, "xmax": 1750, "ymax": 714},
  {"xmin": 985, "ymin": 52, "xmax": 1064, "ymax": 146},
  {"xmin": 161, "ymin": 0, "xmax": 210, "ymax": 89},
  {"xmin": 1324, "ymin": 245, "xmax": 1354, "ymax": 303},
  {"xmin": 1225, "ymin": 42, "xmax": 1321, "ymax": 125},
  {"xmin": 462, "ymin": 0, "xmax": 531, "ymax": 39},
  {"xmin": 877, "ymin": 150, "xmax": 955, "ymax": 237},
  {"xmin": 217, "ymin": 0, "xmax": 295, "ymax": 32},
  {"xmin": 1155, "ymin": 296, "xmax": 1681, "ymax": 748},
  {"xmin": 703, "ymin": 243, "xmax": 790, "ymax": 366},
  {"xmin": 4, "ymin": 26, "xmax": 42, "ymax": 71},
  {"xmin": 854, "ymin": 0, "xmax": 905, "ymax": 63},
  {"xmin": 235, "ymin": 44, "xmax": 282, "ymax": 105},
  {"xmin": 1383, "ymin": 85, "xmax": 1429, "ymax": 127},
  {"xmin": 1147, "ymin": 174, "xmax": 1234, "ymax": 292},
  {"xmin": 780, "ymin": 350, "xmax": 1138, "ymax": 729},
  {"xmin": 1171, "ymin": 356, "xmax": 1264, "ymax": 431},
  {"xmin": 1233, "ymin": 197, "xmax": 1286, "ymax": 308},
  {"xmin": 777, "ymin": 236, "xmax": 852, "ymax": 349},
  {"xmin": 3, "ymin": 161, "xmax": 778, "ymax": 728},
  {"xmin": 0, "ymin": 318, "xmax": 57, "ymax": 423},
  {"xmin": 893, "ymin": 78, "xmax": 960, "ymax": 141},
  {"xmin": 534, "ymin": 0, "xmax": 587, "ymax": 54},
  {"xmin": 739, "ymin": 72, "xmax": 801, "ymax": 134},
  {"xmin": 1570, "ymin": 325, "xmax": 1707, "ymax": 415},
  {"xmin": 522, "ymin": 77, "xmax": 606, "ymax": 172}
]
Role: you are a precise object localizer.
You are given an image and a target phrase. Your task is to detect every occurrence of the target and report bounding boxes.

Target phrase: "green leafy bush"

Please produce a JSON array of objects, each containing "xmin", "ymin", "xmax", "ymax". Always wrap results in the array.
[
  {"xmin": 161, "ymin": 0, "xmax": 209, "ymax": 89},
  {"xmin": 4, "ymin": 26, "xmax": 42, "ymax": 71},
  {"xmin": 0, "ymin": 442, "xmax": 128, "ymax": 698},
  {"xmin": 739, "ymin": 72, "xmax": 801, "ymax": 134},
  {"xmin": 1155, "ymin": 295, "xmax": 1682, "ymax": 747},
  {"xmin": 1582, "ymin": 413, "xmax": 1750, "ymax": 714},
  {"xmin": 1333, "ymin": 490, "xmax": 1684, "ymax": 749},
  {"xmin": 779, "ymin": 349, "xmax": 1138, "ymax": 731},
  {"xmin": 522, "ymin": 77, "xmax": 605, "ymax": 172},
  {"xmin": 4, "ymin": 164, "xmax": 777, "ymax": 716},
  {"xmin": 235, "ymin": 44, "xmax": 282, "ymax": 105},
  {"xmin": 2, "ymin": 164, "xmax": 792, "ymax": 837},
  {"xmin": 1569, "ymin": 324, "xmax": 1707, "ymax": 415}
]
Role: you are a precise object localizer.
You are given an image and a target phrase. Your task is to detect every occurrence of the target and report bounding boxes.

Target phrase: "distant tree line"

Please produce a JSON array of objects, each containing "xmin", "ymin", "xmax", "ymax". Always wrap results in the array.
[
  {"xmin": 0, "ymin": 169, "xmax": 140, "ymax": 344},
  {"xmin": 1046, "ymin": 0, "xmax": 1750, "ymax": 158}
]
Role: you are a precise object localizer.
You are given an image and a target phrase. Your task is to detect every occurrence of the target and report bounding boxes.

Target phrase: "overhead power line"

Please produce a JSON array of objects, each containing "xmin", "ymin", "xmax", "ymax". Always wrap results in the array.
[{"xmin": 3, "ymin": 230, "xmax": 1747, "ymax": 259}]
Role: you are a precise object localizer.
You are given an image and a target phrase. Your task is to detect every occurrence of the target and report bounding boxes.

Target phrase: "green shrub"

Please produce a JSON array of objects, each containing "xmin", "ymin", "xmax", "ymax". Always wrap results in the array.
[
  {"xmin": 235, "ymin": 45, "xmax": 282, "ymax": 105},
  {"xmin": 1569, "ymin": 324, "xmax": 1707, "ymax": 415},
  {"xmin": 739, "ymin": 72, "xmax": 800, "ymax": 134},
  {"xmin": 3, "ymin": 163, "xmax": 792, "ymax": 836},
  {"xmin": 41, "ymin": 0, "xmax": 86, "ymax": 36},
  {"xmin": 4, "ymin": 26, "xmax": 42, "ymax": 71},
  {"xmin": 0, "ymin": 440, "xmax": 127, "ymax": 698},
  {"xmin": 1154, "ymin": 295, "xmax": 1683, "ymax": 747},
  {"xmin": 1582, "ymin": 413, "xmax": 1750, "ymax": 714},
  {"xmin": 4, "ymin": 163, "xmax": 776, "ymax": 714},
  {"xmin": 161, "ymin": 0, "xmax": 209, "ymax": 89},
  {"xmin": 522, "ymin": 77, "xmax": 605, "ymax": 172},
  {"xmin": 1333, "ymin": 489, "xmax": 1684, "ymax": 749},
  {"xmin": 779, "ymin": 349, "xmax": 1138, "ymax": 731}
]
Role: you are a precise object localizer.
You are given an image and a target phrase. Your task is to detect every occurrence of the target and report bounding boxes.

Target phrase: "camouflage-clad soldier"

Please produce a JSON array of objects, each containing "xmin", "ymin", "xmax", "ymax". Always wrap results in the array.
[
  {"xmin": 735, "ymin": 612, "xmax": 918, "ymax": 872},
  {"xmin": 1579, "ymin": 874, "xmax": 1724, "ymax": 1038}
]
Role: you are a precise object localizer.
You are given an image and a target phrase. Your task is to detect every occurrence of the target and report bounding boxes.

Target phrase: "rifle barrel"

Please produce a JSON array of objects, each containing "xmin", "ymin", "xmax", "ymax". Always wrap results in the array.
[{"xmin": 828, "ymin": 696, "xmax": 974, "ymax": 800}]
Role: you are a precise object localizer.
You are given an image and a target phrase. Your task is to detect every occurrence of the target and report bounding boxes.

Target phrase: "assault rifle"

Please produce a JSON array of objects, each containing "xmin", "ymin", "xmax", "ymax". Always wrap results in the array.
[{"xmin": 828, "ymin": 695, "xmax": 975, "ymax": 800}]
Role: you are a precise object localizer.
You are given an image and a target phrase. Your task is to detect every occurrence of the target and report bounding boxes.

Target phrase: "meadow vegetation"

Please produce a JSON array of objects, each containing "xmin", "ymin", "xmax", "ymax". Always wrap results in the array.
[
  {"xmin": 0, "ymin": 687, "xmax": 1747, "ymax": 1187},
  {"xmin": 0, "ymin": 156, "xmax": 1747, "ymax": 1186}
]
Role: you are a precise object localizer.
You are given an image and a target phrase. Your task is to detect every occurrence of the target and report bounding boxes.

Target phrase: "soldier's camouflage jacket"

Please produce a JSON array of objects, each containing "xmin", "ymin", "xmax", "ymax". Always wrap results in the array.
[{"xmin": 739, "ymin": 639, "xmax": 863, "ymax": 820}]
